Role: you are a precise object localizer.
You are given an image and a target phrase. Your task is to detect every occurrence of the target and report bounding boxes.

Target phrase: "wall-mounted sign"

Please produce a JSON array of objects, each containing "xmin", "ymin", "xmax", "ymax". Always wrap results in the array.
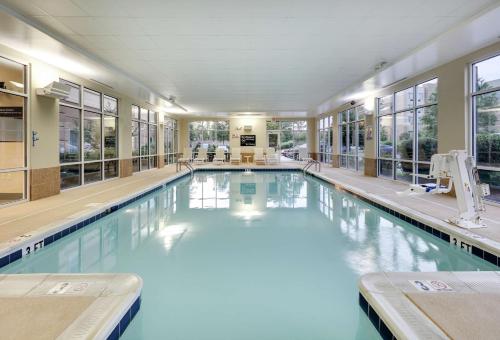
[
  {"xmin": 0, "ymin": 106, "xmax": 23, "ymax": 118},
  {"xmin": 240, "ymin": 135, "xmax": 256, "ymax": 146}
]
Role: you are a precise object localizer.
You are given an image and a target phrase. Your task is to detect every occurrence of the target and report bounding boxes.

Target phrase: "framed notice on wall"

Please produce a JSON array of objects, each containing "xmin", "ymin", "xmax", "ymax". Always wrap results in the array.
[{"xmin": 240, "ymin": 135, "xmax": 256, "ymax": 146}]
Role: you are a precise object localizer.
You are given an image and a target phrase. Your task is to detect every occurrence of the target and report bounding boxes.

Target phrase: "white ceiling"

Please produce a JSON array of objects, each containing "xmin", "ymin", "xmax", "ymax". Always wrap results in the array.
[{"xmin": 0, "ymin": 0, "xmax": 499, "ymax": 115}]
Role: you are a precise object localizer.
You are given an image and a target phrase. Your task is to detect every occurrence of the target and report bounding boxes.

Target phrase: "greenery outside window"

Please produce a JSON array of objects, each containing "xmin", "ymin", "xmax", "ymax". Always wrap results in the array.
[
  {"xmin": 59, "ymin": 80, "xmax": 119, "ymax": 189},
  {"xmin": 131, "ymin": 105, "xmax": 158, "ymax": 172},
  {"xmin": 472, "ymin": 55, "xmax": 500, "ymax": 202},
  {"xmin": 339, "ymin": 105, "xmax": 365, "ymax": 172},
  {"xmin": 189, "ymin": 120, "xmax": 229, "ymax": 161},
  {"xmin": 377, "ymin": 79, "xmax": 438, "ymax": 183}
]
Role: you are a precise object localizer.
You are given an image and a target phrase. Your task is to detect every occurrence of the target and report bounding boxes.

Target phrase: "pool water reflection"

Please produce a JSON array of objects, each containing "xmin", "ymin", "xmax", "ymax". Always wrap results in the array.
[{"xmin": 1, "ymin": 171, "xmax": 495, "ymax": 339}]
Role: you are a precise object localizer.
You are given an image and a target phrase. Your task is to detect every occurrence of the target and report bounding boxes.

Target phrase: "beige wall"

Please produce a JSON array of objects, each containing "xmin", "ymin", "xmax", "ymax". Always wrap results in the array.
[
  {"xmin": 0, "ymin": 42, "xmax": 177, "ymax": 172},
  {"xmin": 317, "ymin": 40, "xmax": 500, "ymax": 161}
]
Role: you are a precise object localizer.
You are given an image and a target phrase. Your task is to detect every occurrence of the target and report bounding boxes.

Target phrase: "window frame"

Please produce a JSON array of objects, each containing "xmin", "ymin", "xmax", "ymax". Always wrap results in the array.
[
  {"xmin": 470, "ymin": 53, "xmax": 500, "ymax": 203},
  {"xmin": 376, "ymin": 78, "xmax": 439, "ymax": 184},
  {"xmin": 59, "ymin": 80, "xmax": 120, "ymax": 190},
  {"xmin": 131, "ymin": 105, "xmax": 158, "ymax": 173}
]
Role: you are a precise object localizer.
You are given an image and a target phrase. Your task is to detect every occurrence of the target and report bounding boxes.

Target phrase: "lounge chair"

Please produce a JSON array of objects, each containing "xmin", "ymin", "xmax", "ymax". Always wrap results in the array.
[
  {"xmin": 298, "ymin": 148, "xmax": 313, "ymax": 163},
  {"xmin": 230, "ymin": 148, "xmax": 241, "ymax": 165},
  {"xmin": 194, "ymin": 147, "xmax": 207, "ymax": 164},
  {"xmin": 213, "ymin": 148, "xmax": 225, "ymax": 165},
  {"xmin": 254, "ymin": 147, "xmax": 266, "ymax": 165},
  {"xmin": 178, "ymin": 147, "xmax": 192, "ymax": 162},
  {"xmin": 266, "ymin": 147, "xmax": 279, "ymax": 164}
]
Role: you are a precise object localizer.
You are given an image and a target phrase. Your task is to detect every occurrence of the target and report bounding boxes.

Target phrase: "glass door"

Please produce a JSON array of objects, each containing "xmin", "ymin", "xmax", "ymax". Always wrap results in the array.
[{"xmin": 267, "ymin": 132, "xmax": 279, "ymax": 150}]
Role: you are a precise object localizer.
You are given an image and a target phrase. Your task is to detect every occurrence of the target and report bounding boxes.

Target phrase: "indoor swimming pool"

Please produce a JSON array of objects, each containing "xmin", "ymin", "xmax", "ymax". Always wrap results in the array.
[{"xmin": 1, "ymin": 171, "xmax": 495, "ymax": 339}]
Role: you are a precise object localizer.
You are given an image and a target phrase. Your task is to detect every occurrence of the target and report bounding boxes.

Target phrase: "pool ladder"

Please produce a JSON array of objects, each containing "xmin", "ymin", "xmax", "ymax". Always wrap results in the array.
[
  {"xmin": 303, "ymin": 159, "xmax": 321, "ymax": 174},
  {"xmin": 177, "ymin": 160, "xmax": 194, "ymax": 175}
]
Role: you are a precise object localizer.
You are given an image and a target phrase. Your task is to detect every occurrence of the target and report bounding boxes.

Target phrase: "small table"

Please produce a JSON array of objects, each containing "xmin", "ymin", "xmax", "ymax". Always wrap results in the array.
[{"xmin": 243, "ymin": 155, "xmax": 252, "ymax": 164}]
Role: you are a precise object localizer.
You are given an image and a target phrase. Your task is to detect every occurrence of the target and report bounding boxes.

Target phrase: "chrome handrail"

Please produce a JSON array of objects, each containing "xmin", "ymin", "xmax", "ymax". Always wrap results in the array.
[{"xmin": 303, "ymin": 159, "xmax": 321, "ymax": 173}]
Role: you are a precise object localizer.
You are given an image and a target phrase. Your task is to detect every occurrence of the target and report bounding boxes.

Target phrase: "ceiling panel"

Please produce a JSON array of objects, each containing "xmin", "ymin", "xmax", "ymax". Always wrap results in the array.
[{"xmin": 0, "ymin": 0, "xmax": 498, "ymax": 114}]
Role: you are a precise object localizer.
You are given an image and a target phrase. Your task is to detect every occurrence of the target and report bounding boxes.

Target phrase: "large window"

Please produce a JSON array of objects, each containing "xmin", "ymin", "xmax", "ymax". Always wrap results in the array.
[
  {"xmin": 59, "ymin": 80, "xmax": 119, "ymax": 189},
  {"xmin": 164, "ymin": 117, "xmax": 178, "ymax": 165},
  {"xmin": 317, "ymin": 117, "xmax": 332, "ymax": 163},
  {"xmin": 0, "ymin": 56, "xmax": 26, "ymax": 204},
  {"xmin": 132, "ymin": 105, "xmax": 158, "ymax": 172},
  {"xmin": 377, "ymin": 79, "xmax": 438, "ymax": 183},
  {"xmin": 267, "ymin": 120, "xmax": 308, "ymax": 161},
  {"xmin": 472, "ymin": 55, "xmax": 500, "ymax": 202},
  {"xmin": 339, "ymin": 105, "xmax": 365, "ymax": 171},
  {"xmin": 189, "ymin": 120, "xmax": 229, "ymax": 160}
]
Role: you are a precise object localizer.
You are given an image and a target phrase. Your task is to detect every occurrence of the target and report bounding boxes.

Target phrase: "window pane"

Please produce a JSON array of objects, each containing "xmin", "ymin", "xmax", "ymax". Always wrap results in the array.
[
  {"xmin": 348, "ymin": 155, "xmax": 356, "ymax": 169},
  {"xmin": 378, "ymin": 160, "xmax": 393, "ymax": 178},
  {"xmin": 104, "ymin": 160, "xmax": 118, "ymax": 179},
  {"xmin": 60, "ymin": 80, "xmax": 81, "ymax": 106},
  {"xmin": 475, "ymin": 90, "xmax": 500, "ymax": 167},
  {"xmin": 395, "ymin": 110, "xmax": 414, "ymax": 160},
  {"xmin": 417, "ymin": 106, "xmax": 438, "ymax": 162},
  {"xmin": 140, "ymin": 107, "xmax": 148, "ymax": 121},
  {"xmin": 340, "ymin": 124, "xmax": 347, "ymax": 154},
  {"xmin": 132, "ymin": 158, "xmax": 140, "ymax": 172},
  {"xmin": 348, "ymin": 109, "xmax": 355, "ymax": 122},
  {"xmin": 358, "ymin": 121, "xmax": 365, "ymax": 158},
  {"xmin": 416, "ymin": 79, "xmax": 438, "ymax": 106},
  {"xmin": 141, "ymin": 157, "xmax": 149, "ymax": 170},
  {"xmin": 149, "ymin": 111, "xmax": 157, "ymax": 123},
  {"xmin": 0, "ymin": 92, "xmax": 24, "ymax": 168},
  {"xmin": 103, "ymin": 95, "xmax": 117, "ymax": 114},
  {"xmin": 84, "ymin": 162, "xmax": 102, "ymax": 184},
  {"xmin": 83, "ymin": 88, "xmax": 101, "ymax": 111},
  {"xmin": 84, "ymin": 111, "xmax": 101, "ymax": 161},
  {"xmin": 395, "ymin": 161, "xmax": 413, "ymax": 183},
  {"xmin": 150, "ymin": 156, "xmax": 157, "ymax": 169},
  {"xmin": 140, "ymin": 123, "xmax": 148, "ymax": 156},
  {"xmin": 59, "ymin": 105, "xmax": 80, "ymax": 163},
  {"xmin": 474, "ymin": 55, "xmax": 500, "ymax": 92},
  {"xmin": 132, "ymin": 105, "xmax": 139, "ymax": 120},
  {"xmin": 60, "ymin": 164, "xmax": 80, "ymax": 189},
  {"xmin": 104, "ymin": 116, "xmax": 117, "ymax": 159},
  {"xmin": 0, "ymin": 171, "xmax": 24, "ymax": 204},
  {"xmin": 0, "ymin": 57, "xmax": 25, "ymax": 93},
  {"xmin": 395, "ymin": 88, "xmax": 414, "ymax": 112},
  {"xmin": 378, "ymin": 115, "xmax": 393, "ymax": 158},
  {"xmin": 348, "ymin": 123, "xmax": 355, "ymax": 155},
  {"xmin": 356, "ymin": 105, "xmax": 366, "ymax": 121},
  {"xmin": 378, "ymin": 95, "xmax": 393, "ymax": 115},
  {"xmin": 132, "ymin": 121, "xmax": 140, "ymax": 157},
  {"xmin": 478, "ymin": 169, "xmax": 500, "ymax": 202},
  {"xmin": 149, "ymin": 124, "xmax": 157, "ymax": 154}
]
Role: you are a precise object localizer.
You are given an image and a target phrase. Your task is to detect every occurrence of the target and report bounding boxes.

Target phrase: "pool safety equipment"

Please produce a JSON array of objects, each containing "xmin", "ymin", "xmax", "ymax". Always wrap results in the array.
[{"xmin": 399, "ymin": 150, "xmax": 490, "ymax": 229}]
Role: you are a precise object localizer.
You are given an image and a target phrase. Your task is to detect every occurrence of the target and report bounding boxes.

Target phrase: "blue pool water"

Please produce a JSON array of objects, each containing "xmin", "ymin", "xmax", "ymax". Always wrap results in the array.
[{"xmin": 1, "ymin": 171, "xmax": 495, "ymax": 339}]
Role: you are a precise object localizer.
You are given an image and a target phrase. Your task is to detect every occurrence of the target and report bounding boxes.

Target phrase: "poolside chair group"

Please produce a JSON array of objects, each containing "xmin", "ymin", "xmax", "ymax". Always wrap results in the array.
[{"xmin": 179, "ymin": 146, "xmax": 292, "ymax": 165}]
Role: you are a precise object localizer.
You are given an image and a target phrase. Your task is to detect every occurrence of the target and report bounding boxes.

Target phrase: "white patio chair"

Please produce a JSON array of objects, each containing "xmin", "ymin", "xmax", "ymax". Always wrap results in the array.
[
  {"xmin": 213, "ymin": 148, "xmax": 226, "ymax": 165},
  {"xmin": 193, "ymin": 147, "xmax": 207, "ymax": 164},
  {"xmin": 230, "ymin": 148, "xmax": 241, "ymax": 165}
]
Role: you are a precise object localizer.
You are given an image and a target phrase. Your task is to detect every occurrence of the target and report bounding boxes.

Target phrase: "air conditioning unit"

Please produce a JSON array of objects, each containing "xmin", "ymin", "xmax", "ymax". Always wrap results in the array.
[{"xmin": 36, "ymin": 81, "xmax": 71, "ymax": 99}]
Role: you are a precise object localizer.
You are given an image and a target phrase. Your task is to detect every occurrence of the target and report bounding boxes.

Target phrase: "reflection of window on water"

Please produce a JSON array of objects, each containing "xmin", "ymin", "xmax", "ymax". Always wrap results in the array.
[
  {"xmin": 189, "ymin": 173, "xmax": 230, "ymax": 209},
  {"xmin": 266, "ymin": 173, "xmax": 308, "ymax": 208}
]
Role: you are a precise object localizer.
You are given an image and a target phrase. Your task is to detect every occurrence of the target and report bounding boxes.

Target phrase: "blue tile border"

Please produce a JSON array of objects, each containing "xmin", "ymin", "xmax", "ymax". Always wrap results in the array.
[
  {"xmin": 1, "ymin": 168, "xmax": 498, "ymax": 271},
  {"xmin": 359, "ymin": 293, "xmax": 396, "ymax": 340},
  {"xmin": 106, "ymin": 295, "xmax": 141, "ymax": 340}
]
